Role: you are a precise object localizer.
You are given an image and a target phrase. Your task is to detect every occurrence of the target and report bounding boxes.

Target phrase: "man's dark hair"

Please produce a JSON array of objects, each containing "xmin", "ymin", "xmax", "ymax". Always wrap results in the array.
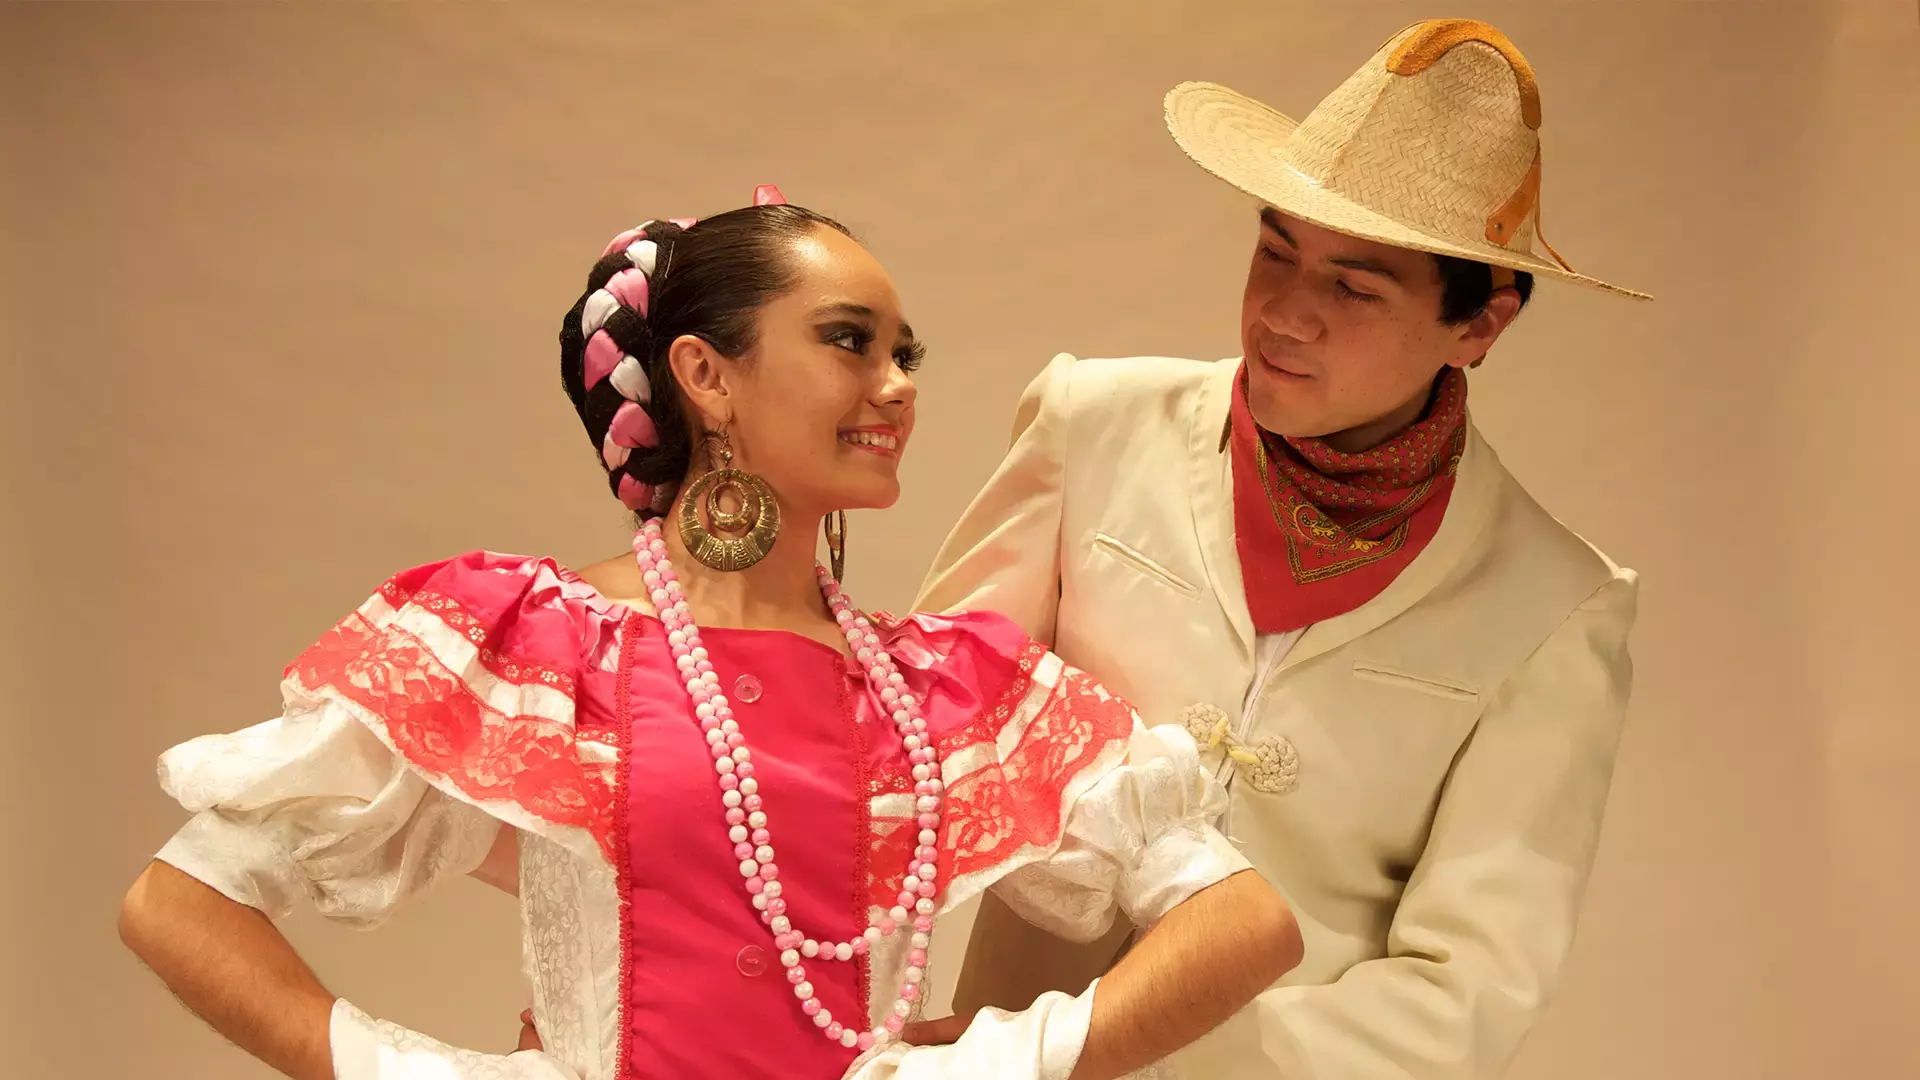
[{"xmin": 1434, "ymin": 254, "xmax": 1533, "ymax": 324}]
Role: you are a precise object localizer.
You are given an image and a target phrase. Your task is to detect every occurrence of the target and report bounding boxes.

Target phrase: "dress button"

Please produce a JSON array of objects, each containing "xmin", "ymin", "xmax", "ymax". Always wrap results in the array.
[
  {"xmin": 736, "ymin": 944, "xmax": 768, "ymax": 977},
  {"xmin": 733, "ymin": 674, "xmax": 763, "ymax": 703}
]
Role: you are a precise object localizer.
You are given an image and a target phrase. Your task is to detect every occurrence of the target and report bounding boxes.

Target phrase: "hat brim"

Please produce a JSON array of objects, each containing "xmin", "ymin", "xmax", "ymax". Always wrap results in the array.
[{"xmin": 1165, "ymin": 82, "xmax": 1650, "ymax": 301}]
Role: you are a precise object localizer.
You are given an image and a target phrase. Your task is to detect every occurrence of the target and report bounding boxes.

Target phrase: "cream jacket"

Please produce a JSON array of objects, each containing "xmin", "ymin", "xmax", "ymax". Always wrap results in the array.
[{"xmin": 918, "ymin": 354, "xmax": 1639, "ymax": 1079}]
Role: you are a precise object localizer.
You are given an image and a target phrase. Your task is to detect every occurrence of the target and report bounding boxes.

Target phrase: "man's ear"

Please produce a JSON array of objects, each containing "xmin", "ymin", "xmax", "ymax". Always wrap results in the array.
[{"xmin": 1452, "ymin": 287, "xmax": 1523, "ymax": 370}]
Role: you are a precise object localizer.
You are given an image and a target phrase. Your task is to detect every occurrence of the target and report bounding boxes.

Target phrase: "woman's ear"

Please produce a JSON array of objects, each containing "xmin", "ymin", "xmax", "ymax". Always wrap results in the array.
[{"xmin": 666, "ymin": 334, "xmax": 732, "ymax": 430}]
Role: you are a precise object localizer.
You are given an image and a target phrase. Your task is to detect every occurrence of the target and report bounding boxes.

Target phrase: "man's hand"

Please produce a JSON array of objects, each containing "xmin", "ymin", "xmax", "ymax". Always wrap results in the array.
[{"xmin": 517, "ymin": 1009, "xmax": 544, "ymax": 1053}]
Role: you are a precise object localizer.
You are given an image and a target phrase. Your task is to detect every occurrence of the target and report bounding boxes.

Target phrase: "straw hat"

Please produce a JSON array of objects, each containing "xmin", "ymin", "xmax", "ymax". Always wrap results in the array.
[{"xmin": 1166, "ymin": 18, "xmax": 1648, "ymax": 299}]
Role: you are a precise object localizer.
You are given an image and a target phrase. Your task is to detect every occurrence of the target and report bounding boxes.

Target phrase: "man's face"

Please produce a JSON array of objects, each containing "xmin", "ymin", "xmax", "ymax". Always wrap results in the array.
[{"xmin": 1240, "ymin": 209, "xmax": 1516, "ymax": 451}]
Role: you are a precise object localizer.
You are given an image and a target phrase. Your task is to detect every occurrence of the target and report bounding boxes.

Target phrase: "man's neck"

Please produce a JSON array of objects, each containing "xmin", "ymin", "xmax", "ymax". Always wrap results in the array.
[{"xmin": 1318, "ymin": 379, "xmax": 1439, "ymax": 454}]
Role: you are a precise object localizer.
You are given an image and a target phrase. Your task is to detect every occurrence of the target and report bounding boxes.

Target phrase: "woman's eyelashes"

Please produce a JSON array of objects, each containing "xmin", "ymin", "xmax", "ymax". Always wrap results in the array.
[
  {"xmin": 894, "ymin": 339, "xmax": 925, "ymax": 373},
  {"xmin": 823, "ymin": 323, "xmax": 872, "ymax": 354},
  {"xmin": 821, "ymin": 323, "xmax": 925, "ymax": 372}
]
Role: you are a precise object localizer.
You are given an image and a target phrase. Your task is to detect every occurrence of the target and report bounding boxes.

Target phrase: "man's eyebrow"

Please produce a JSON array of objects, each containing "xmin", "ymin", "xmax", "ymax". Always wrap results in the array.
[
  {"xmin": 1259, "ymin": 207, "xmax": 1293, "ymax": 244},
  {"xmin": 1329, "ymin": 257, "xmax": 1403, "ymax": 284},
  {"xmin": 1263, "ymin": 208, "xmax": 1404, "ymax": 284}
]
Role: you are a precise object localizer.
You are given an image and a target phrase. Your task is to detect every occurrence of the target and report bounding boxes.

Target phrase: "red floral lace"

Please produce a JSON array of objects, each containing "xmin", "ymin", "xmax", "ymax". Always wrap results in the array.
[
  {"xmin": 294, "ymin": 579, "xmax": 1131, "ymax": 915},
  {"xmin": 377, "ymin": 577, "xmax": 579, "ymax": 697},
  {"xmin": 865, "ymin": 659, "xmax": 1136, "ymax": 910},
  {"xmin": 286, "ymin": 601, "xmax": 618, "ymax": 860}
]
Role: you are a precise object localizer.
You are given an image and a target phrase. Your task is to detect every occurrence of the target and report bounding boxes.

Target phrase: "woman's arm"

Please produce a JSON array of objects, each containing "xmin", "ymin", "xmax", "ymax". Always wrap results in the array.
[
  {"xmin": 899, "ymin": 869, "xmax": 1297, "ymax": 1080},
  {"xmin": 1070, "ymin": 868, "xmax": 1298, "ymax": 1079},
  {"xmin": 119, "ymin": 860, "xmax": 335, "ymax": 1080},
  {"xmin": 468, "ymin": 826, "xmax": 522, "ymax": 897},
  {"xmin": 849, "ymin": 710, "xmax": 1300, "ymax": 1080},
  {"xmin": 129, "ymin": 703, "xmax": 548, "ymax": 1079}
]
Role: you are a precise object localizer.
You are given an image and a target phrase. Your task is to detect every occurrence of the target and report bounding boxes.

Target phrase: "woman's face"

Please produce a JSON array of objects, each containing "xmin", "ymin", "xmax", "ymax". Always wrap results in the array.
[{"xmin": 679, "ymin": 226, "xmax": 921, "ymax": 519}]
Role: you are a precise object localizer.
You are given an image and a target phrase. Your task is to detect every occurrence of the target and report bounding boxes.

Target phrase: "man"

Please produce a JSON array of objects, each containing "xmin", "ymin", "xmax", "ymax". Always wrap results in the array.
[{"xmin": 919, "ymin": 18, "xmax": 1645, "ymax": 1079}]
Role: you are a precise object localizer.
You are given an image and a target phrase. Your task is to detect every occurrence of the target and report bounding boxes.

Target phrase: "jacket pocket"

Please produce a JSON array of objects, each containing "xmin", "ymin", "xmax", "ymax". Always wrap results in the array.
[
  {"xmin": 1090, "ymin": 533, "xmax": 1199, "ymax": 597},
  {"xmin": 1350, "ymin": 661, "xmax": 1480, "ymax": 702}
]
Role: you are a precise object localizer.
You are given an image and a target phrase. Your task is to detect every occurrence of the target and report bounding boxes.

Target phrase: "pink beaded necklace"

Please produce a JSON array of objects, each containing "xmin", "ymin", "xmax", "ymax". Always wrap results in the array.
[{"xmin": 632, "ymin": 518, "xmax": 943, "ymax": 1052}]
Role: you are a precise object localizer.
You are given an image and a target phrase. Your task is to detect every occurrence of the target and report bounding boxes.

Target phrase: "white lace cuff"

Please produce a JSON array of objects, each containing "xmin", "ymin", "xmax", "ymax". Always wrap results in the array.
[
  {"xmin": 1120, "ymin": 823, "xmax": 1249, "ymax": 928},
  {"xmin": 991, "ymin": 723, "xmax": 1250, "ymax": 940},
  {"xmin": 330, "ymin": 999, "xmax": 580, "ymax": 1080},
  {"xmin": 844, "ymin": 981, "xmax": 1096, "ymax": 1080}
]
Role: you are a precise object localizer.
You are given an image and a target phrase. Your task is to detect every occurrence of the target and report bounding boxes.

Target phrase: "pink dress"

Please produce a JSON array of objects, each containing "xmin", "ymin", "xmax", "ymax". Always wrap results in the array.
[{"xmin": 154, "ymin": 552, "xmax": 1246, "ymax": 1079}]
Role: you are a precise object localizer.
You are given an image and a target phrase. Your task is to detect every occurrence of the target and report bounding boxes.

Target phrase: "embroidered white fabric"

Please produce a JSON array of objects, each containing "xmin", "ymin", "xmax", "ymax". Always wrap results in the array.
[
  {"xmin": 517, "ymin": 832, "xmax": 622, "ymax": 1080},
  {"xmin": 155, "ymin": 700, "xmax": 502, "ymax": 926},
  {"xmin": 331, "ymin": 999, "xmax": 580, "ymax": 1079},
  {"xmin": 156, "ymin": 704, "xmax": 1243, "ymax": 1080},
  {"xmin": 846, "ymin": 984, "xmax": 1096, "ymax": 1080},
  {"xmin": 988, "ymin": 724, "xmax": 1247, "ymax": 943}
]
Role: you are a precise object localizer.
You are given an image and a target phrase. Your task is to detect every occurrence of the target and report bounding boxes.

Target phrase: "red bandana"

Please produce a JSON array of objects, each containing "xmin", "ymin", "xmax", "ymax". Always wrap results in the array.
[{"xmin": 1228, "ymin": 363, "xmax": 1468, "ymax": 633}]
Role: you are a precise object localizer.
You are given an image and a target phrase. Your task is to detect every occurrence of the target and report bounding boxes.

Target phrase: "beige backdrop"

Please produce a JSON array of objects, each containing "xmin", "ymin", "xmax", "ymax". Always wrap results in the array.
[{"xmin": 4, "ymin": 1, "xmax": 1916, "ymax": 1076}]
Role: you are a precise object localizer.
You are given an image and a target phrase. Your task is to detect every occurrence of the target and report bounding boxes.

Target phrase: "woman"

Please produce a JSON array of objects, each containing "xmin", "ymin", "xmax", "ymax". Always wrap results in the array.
[{"xmin": 117, "ymin": 187, "xmax": 1303, "ymax": 1080}]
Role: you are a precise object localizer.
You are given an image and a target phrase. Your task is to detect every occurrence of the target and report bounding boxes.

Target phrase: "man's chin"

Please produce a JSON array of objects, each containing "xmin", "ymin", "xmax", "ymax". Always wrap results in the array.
[{"xmin": 1246, "ymin": 384, "xmax": 1333, "ymax": 442}]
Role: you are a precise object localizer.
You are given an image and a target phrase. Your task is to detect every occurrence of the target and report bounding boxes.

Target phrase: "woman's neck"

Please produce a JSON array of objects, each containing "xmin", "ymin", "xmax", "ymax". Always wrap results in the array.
[{"xmin": 661, "ymin": 500, "xmax": 834, "ymax": 636}]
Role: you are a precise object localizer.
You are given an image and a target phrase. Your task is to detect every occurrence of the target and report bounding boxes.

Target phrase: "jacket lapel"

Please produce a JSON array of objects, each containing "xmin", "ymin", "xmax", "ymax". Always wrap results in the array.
[{"xmin": 1190, "ymin": 360, "xmax": 1256, "ymax": 664}]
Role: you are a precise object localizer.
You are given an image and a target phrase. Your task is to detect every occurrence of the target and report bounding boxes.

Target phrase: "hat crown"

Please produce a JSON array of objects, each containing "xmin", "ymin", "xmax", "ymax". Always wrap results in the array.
[
  {"xmin": 1285, "ymin": 20, "xmax": 1543, "ymax": 254},
  {"xmin": 1161, "ymin": 18, "xmax": 1647, "ymax": 297}
]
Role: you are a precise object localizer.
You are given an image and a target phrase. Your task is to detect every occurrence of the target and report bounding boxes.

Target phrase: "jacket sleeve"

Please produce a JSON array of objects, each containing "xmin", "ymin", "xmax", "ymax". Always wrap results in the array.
[
  {"xmin": 915, "ymin": 353, "xmax": 1076, "ymax": 646},
  {"xmin": 1192, "ymin": 573, "xmax": 1639, "ymax": 1079}
]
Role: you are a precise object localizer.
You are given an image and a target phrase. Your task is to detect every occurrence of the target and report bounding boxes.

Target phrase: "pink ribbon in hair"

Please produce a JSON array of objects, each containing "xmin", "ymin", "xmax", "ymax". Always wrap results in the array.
[
  {"xmin": 608, "ymin": 401, "xmax": 659, "ymax": 449},
  {"xmin": 603, "ymin": 186, "xmax": 786, "ymax": 259},
  {"xmin": 617, "ymin": 475, "xmax": 654, "ymax": 511},
  {"xmin": 583, "ymin": 330, "xmax": 623, "ymax": 390},
  {"xmin": 600, "ymin": 226, "xmax": 649, "ymax": 259}
]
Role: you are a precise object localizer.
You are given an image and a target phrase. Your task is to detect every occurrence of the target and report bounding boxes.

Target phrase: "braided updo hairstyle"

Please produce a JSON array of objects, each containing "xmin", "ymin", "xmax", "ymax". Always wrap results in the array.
[{"xmin": 559, "ymin": 202, "xmax": 854, "ymax": 517}]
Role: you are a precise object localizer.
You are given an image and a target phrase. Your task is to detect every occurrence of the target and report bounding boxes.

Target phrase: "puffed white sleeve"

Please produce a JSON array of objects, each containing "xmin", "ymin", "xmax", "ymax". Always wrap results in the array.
[
  {"xmin": 153, "ymin": 696, "xmax": 502, "ymax": 926},
  {"xmin": 988, "ymin": 722, "xmax": 1248, "ymax": 940},
  {"xmin": 848, "ymin": 722, "xmax": 1248, "ymax": 1080}
]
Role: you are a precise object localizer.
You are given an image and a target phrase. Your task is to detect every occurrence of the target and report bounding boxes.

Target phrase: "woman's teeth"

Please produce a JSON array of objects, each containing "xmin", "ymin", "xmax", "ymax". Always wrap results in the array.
[{"xmin": 841, "ymin": 431, "xmax": 898, "ymax": 450}]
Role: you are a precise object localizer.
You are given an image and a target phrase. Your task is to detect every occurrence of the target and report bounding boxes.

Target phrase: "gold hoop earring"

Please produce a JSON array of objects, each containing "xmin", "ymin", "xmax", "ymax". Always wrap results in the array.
[
  {"xmin": 677, "ymin": 429, "xmax": 780, "ymax": 571},
  {"xmin": 823, "ymin": 510, "xmax": 847, "ymax": 583}
]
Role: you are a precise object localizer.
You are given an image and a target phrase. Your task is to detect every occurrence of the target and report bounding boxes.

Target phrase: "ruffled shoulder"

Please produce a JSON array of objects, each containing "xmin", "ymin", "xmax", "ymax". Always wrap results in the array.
[
  {"xmin": 869, "ymin": 609, "xmax": 1045, "ymax": 744},
  {"xmin": 867, "ymin": 609, "xmax": 1140, "ymax": 908},
  {"xmin": 281, "ymin": 551, "xmax": 627, "ymax": 863}
]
